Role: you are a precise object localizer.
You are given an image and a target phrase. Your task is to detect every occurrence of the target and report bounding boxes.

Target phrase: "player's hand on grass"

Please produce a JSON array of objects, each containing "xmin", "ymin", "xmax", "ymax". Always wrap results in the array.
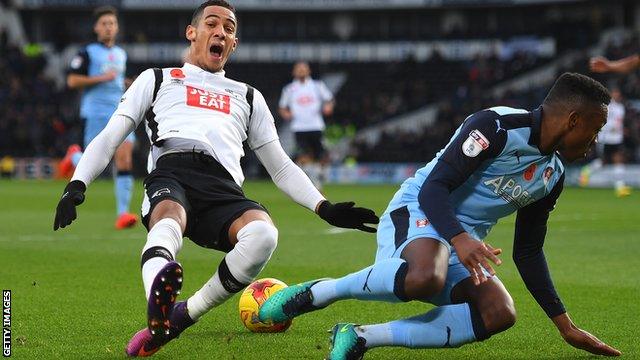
[
  {"xmin": 451, "ymin": 233, "xmax": 502, "ymax": 285},
  {"xmin": 53, "ymin": 180, "xmax": 86, "ymax": 231},
  {"xmin": 316, "ymin": 200, "xmax": 379, "ymax": 233},
  {"xmin": 589, "ymin": 57, "xmax": 611, "ymax": 73},
  {"xmin": 562, "ymin": 327, "xmax": 621, "ymax": 356},
  {"xmin": 553, "ymin": 313, "xmax": 621, "ymax": 356}
]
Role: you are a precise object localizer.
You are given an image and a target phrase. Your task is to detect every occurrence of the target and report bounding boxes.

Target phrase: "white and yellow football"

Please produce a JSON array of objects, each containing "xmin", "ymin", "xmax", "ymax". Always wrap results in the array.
[{"xmin": 239, "ymin": 278, "xmax": 292, "ymax": 333}]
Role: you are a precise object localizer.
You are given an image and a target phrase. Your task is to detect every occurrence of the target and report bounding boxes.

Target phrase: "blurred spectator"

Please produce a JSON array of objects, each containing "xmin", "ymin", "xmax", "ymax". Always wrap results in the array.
[
  {"xmin": 352, "ymin": 35, "xmax": 640, "ymax": 164},
  {"xmin": 0, "ymin": 43, "xmax": 77, "ymax": 158},
  {"xmin": 0, "ymin": 155, "xmax": 14, "ymax": 177}
]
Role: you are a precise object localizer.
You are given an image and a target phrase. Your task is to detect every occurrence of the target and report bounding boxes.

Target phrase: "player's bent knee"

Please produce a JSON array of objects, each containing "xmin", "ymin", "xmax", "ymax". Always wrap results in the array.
[
  {"xmin": 404, "ymin": 267, "xmax": 446, "ymax": 300},
  {"xmin": 483, "ymin": 295, "xmax": 517, "ymax": 334},
  {"xmin": 499, "ymin": 297, "xmax": 517, "ymax": 330},
  {"xmin": 224, "ymin": 221, "xmax": 279, "ymax": 286},
  {"xmin": 239, "ymin": 220, "xmax": 278, "ymax": 257}
]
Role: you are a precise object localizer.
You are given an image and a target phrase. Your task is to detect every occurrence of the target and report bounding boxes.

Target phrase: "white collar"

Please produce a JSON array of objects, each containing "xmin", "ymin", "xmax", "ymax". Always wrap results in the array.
[{"xmin": 183, "ymin": 62, "xmax": 226, "ymax": 77}]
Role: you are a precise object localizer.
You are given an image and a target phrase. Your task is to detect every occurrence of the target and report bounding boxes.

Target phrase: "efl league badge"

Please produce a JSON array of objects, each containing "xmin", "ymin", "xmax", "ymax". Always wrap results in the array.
[{"xmin": 462, "ymin": 130, "xmax": 490, "ymax": 157}]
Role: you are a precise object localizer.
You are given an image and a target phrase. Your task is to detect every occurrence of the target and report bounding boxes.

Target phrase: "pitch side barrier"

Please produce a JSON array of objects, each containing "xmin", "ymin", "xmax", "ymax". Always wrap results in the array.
[
  {"xmin": 4, "ymin": 158, "xmax": 640, "ymax": 188},
  {"xmin": 324, "ymin": 163, "xmax": 640, "ymax": 187}
]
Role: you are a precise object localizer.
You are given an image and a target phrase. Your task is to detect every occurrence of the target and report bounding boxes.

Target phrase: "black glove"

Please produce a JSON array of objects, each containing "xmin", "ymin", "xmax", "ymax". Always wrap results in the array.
[
  {"xmin": 53, "ymin": 180, "xmax": 86, "ymax": 231},
  {"xmin": 317, "ymin": 200, "xmax": 379, "ymax": 233}
]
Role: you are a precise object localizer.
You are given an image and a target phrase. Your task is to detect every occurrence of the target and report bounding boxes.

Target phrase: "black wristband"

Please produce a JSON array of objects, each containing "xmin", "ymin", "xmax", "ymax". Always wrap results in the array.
[{"xmin": 65, "ymin": 180, "xmax": 87, "ymax": 194}]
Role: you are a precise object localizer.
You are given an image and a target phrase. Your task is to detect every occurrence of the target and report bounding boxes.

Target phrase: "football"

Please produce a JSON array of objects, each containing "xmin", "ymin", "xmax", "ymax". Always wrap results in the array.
[{"xmin": 239, "ymin": 278, "xmax": 292, "ymax": 333}]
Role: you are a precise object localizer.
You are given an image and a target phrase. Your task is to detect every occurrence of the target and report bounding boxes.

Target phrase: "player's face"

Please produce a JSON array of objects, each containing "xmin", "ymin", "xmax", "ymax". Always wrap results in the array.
[
  {"xmin": 293, "ymin": 62, "xmax": 310, "ymax": 79},
  {"xmin": 557, "ymin": 105, "xmax": 607, "ymax": 161},
  {"xmin": 186, "ymin": 6, "xmax": 238, "ymax": 73},
  {"xmin": 94, "ymin": 14, "xmax": 118, "ymax": 43}
]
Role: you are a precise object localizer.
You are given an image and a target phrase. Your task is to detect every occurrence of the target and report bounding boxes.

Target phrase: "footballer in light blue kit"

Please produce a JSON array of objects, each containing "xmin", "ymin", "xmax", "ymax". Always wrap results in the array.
[
  {"xmin": 260, "ymin": 73, "xmax": 621, "ymax": 359},
  {"xmin": 60, "ymin": 6, "xmax": 138, "ymax": 229}
]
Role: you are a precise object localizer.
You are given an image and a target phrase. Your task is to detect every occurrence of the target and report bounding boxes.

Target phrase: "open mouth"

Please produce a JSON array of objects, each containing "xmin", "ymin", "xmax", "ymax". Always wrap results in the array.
[{"xmin": 210, "ymin": 44, "xmax": 223, "ymax": 59}]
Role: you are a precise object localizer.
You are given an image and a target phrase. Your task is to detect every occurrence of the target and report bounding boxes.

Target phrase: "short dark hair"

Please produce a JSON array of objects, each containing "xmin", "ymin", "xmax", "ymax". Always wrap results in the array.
[
  {"xmin": 191, "ymin": 0, "xmax": 236, "ymax": 26},
  {"xmin": 543, "ymin": 72, "xmax": 611, "ymax": 109},
  {"xmin": 93, "ymin": 5, "xmax": 118, "ymax": 23}
]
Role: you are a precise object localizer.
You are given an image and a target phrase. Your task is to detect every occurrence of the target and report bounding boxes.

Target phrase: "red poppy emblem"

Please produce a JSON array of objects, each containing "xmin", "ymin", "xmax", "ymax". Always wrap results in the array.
[
  {"xmin": 523, "ymin": 163, "xmax": 537, "ymax": 181},
  {"xmin": 170, "ymin": 69, "xmax": 185, "ymax": 78}
]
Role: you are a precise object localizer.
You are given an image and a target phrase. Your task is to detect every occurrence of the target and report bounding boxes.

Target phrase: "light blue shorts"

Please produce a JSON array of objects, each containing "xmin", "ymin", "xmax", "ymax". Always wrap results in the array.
[
  {"xmin": 375, "ymin": 198, "xmax": 496, "ymax": 306},
  {"xmin": 84, "ymin": 113, "xmax": 135, "ymax": 147}
]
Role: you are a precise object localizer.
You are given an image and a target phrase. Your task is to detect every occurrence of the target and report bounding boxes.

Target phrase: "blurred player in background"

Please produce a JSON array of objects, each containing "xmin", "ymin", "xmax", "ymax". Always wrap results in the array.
[
  {"xmin": 279, "ymin": 61, "xmax": 335, "ymax": 189},
  {"xmin": 58, "ymin": 6, "xmax": 138, "ymax": 229},
  {"xmin": 581, "ymin": 88, "xmax": 631, "ymax": 196},
  {"xmin": 589, "ymin": 55, "xmax": 635, "ymax": 196},
  {"xmin": 53, "ymin": 0, "xmax": 377, "ymax": 357},
  {"xmin": 260, "ymin": 73, "xmax": 620, "ymax": 359}
]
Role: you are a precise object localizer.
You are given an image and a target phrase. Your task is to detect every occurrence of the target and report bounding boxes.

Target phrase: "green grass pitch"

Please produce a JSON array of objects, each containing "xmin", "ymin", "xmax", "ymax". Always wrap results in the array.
[{"xmin": 1, "ymin": 179, "xmax": 638, "ymax": 359}]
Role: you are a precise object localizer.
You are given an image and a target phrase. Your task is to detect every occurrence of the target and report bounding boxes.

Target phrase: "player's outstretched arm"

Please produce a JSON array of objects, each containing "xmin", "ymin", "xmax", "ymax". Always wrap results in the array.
[
  {"xmin": 513, "ymin": 176, "xmax": 620, "ymax": 356},
  {"xmin": 250, "ymin": 86, "xmax": 378, "ymax": 232},
  {"xmin": 552, "ymin": 313, "xmax": 621, "ymax": 356},
  {"xmin": 67, "ymin": 71, "xmax": 117, "ymax": 89},
  {"xmin": 54, "ymin": 69, "xmax": 154, "ymax": 230},
  {"xmin": 67, "ymin": 48, "xmax": 117, "ymax": 89},
  {"xmin": 53, "ymin": 114, "xmax": 135, "ymax": 230},
  {"xmin": 590, "ymin": 54, "xmax": 640, "ymax": 74},
  {"xmin": 254, "ymin": 140, "xmax": 379, "ymax": 232}
]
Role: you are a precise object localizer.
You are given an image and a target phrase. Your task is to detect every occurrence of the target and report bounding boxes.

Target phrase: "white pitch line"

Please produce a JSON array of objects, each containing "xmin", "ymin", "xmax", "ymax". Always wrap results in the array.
[
  {"xmin": 0, "ymin": 232, "xmax": 143, "ymax": 242},
  {"xmin": 324, "ymin": 228, "xmax": 356, "ymax": 235}
]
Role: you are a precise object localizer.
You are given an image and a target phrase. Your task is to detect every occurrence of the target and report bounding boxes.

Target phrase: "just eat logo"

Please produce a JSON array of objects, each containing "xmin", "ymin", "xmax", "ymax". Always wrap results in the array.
[{"xmin": 186, "ymin": 86, "xmax": 231, "ymax": 114}]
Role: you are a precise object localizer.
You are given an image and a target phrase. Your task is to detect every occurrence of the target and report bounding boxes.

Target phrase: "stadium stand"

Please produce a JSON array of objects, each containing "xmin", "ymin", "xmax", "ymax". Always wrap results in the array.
[
  {"xmin": 0, "ymin": 40, "xmax": 77, "ymax": 158},
  {"xmin": 354, "ymin": 33, "xmax": 640, "ymax": 164},
  {"xmin": 1, "ymin": 0, "xmax": 638, "ymax": 179}
]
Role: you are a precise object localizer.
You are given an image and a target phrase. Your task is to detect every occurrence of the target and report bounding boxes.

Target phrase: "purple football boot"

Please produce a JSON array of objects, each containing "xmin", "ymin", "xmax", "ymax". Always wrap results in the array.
[{"xmin": 126, "ymin": 262, "xmax": 194, "ymax": 357}]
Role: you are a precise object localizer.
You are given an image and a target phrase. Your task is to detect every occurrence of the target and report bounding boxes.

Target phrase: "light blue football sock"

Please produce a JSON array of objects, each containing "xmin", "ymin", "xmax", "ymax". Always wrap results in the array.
[
  {"xmin": 71, "ymin": 151, "xmax": 83, "ymax": 167},
  {"xmin": 311, "ymin": 258, "xmax": 408, "ymax": 307},
  {"xmin": 115, "ymin": 171, "xmax": 134, "ymax": 215},
  {"xmin": 359, "ymin": 303, "xmax": 479, "ymax": 349}
]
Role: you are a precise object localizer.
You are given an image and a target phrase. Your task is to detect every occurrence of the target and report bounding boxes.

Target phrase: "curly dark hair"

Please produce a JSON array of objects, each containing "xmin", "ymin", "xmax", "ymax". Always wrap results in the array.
[{"xmin": 544, "ymin": 72, "xmax": 611, "ymax": 109}]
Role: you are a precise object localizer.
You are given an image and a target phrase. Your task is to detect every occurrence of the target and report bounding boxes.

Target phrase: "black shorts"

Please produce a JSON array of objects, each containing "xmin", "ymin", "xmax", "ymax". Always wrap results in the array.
[
  {"xmin": 295, "ymin": 131, "xmax": 325, "ymax": 160},
  {"xmin": 142, "ymin": 152, "xmax": 267, "ymax": 252}
]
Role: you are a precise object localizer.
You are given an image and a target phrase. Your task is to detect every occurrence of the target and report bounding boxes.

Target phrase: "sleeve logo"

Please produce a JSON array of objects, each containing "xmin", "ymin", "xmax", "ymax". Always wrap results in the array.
[
  {"xmin": 70, "ymin": 56, "xmax": 83, "ymax": 69},
  {"xmin": 462, "ymin": 129, "xmax": 490, "ymax": 157}
]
